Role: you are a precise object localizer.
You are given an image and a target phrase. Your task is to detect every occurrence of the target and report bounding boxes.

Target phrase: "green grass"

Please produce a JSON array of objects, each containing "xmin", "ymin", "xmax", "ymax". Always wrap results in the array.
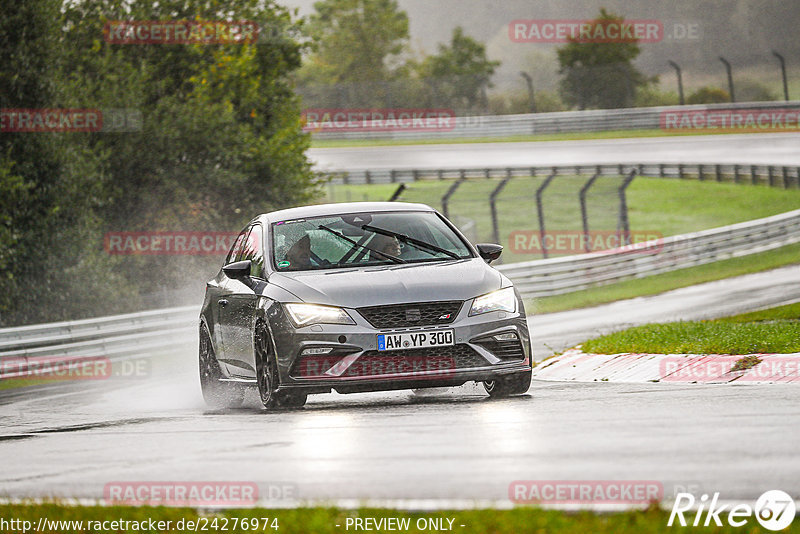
[
  {"xmin": 0, "ymin": 503, "xmax": 779, "ymax": 534},
  {"xmin": 530, "ymin": 241, "xmax": 800, "ymax": 314},
  {"xmin": 582, "ymin": 302, "xmax": 800, "ymax": 355},
  {"xmin": 310, "ymin": 127, "xmax": 794, "ymax": 148},
  {"xmin": 582, "ymin": 320, "xmax": 800, "ymax": 355},
  {"xmin": 722, "ymin": 301, "xmax": 800, "ymax": 322}
]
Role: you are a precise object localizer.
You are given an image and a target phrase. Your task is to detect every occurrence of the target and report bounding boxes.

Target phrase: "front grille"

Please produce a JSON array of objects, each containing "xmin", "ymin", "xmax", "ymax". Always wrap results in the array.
[
  {"xmin": 341, "ymin": 344, "xmax": 487, "ymax": 378},
  {"xmin": 474, "ymin": 339, "xmax": 526, "ymax": 360},
  {"xmin": 358, "ymin": 301, "xmax": 462, "ymax": 329}
]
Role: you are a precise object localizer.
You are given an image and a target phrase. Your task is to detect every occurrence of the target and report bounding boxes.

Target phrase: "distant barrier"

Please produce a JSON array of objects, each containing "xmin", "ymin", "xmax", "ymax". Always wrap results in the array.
[{"xmin": 310, "ymin": 101, "xmax": 800, "ymax": 141}]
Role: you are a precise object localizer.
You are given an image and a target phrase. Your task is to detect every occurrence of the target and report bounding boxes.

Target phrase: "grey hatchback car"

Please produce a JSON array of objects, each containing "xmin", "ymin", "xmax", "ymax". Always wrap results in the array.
[{"xmin": 199, "ymin": 202, "xmax": 532, "ymax": 409}]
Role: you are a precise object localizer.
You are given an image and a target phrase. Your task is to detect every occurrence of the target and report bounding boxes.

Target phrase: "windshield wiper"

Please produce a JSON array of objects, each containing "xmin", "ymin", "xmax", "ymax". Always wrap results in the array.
[
  {"xmin": 317, "ymin": 225, "xmax": 405, "ymax": 264},
  {"xmin": 360, "ymin": 225, "xmax": 461, "ymax": 260}
]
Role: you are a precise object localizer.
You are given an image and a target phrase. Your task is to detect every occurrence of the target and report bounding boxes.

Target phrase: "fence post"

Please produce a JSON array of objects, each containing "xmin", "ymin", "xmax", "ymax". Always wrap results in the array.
[
  {"xmin": 579, "ymin": 173, "xmax": 601, "ymax": 252},
  {"xmin": 618, "ymin": 169, "xmax": 638, "ymax": 246},
  {"xmin": 441, "ymin": 175, "xmax": 466, "ymax": 219},
  {"xmin": 388, "ymin": 184, "xmax": 406, "ymax": 201},
  {"xmin": 733, "ymin": 164, "xmax": 740, "ymax": 184},
  {"xmin": 750, "ymin": 165, "xmax": 757, "ymax": 185},
  {"xmin": 715, "ymin": 164, "xmax": 722, "ymax": 182},
  {"xmin": 535, "ymin": 170, "xmax": 558, "ymax": 259},
  {"xmin": 698, "ymin": 164, "xmax": 705, "ymax": 181},
  {"xmin": 782, "ymin": 166, "xmax": 789, "ymax": 189},
  {"xmin": 489, "ymin": 176, "xmax": 513, "ymax": 259},
  {"xmin": 768, "ymin": 166, "xmax": 775, "ymax": 187}
]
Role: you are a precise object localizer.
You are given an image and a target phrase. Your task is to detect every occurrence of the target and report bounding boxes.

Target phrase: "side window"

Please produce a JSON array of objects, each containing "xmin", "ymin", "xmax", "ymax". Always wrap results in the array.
[
  {"xmin": 239, "ymin": 224, "xmax": 265, "ymax": 278},
  {"xmin": 225, "ymin": 228, "xmax": 249, "ymax": 265}
]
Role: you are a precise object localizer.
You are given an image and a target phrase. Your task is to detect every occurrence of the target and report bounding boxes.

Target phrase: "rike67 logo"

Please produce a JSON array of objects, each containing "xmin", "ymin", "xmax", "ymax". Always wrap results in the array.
[{"xmin": 669, "ymin": 490, "xmax": 796, "ymax": 530}]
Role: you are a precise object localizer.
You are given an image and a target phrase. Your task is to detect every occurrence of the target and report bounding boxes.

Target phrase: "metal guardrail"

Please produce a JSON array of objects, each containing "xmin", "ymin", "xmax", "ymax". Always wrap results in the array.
[
  {"xmin": 311, "ymin": 100, "xmax": 800, "ymax": 141},
  {"xmin": 330, "ymin": 162, "xmax": 800, "ymax": 187},
  {"xmin": 497, "ymin": 208, "xmax": 800, "ymax": 299},
  {"xmin": 1, "ymin": 209, "xmax": 798, "ymax": 373},
  {"xmin": 0, "ymin": 306, "xmax": 197, "ymax": 379}
]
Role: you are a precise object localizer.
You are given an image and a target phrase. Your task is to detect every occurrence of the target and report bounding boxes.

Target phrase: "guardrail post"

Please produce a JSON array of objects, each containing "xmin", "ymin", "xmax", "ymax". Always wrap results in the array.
[
  {"xmin": 678, "ymin": 164, "xmax": 684, "ymax": 179},
  {"xmin": 659, "ymin": 164, "xmax": 665, "ymax": 177},
  {"xmin": 782, "ymin": 166, "xmax": 789, "ymax": 189},
  {"xmin": 768, "ymin": 166, "xmax": 775, "ymax": 187},
  {"xmin": 750, "ymin": 165, "xmax": 757, "ymax": 185},
  {"xmin": 698, "ymin": 164, "xmax": 705, "ymax": 181},
  {"xmin": 484, "ymin": 168, "xmax": 491, "ymax": 180},
  {"xmin": 535, "ymin": 171, "xmax": 558, "ymax": 259},
  {"xmin": 579, "ymin": 172, "xmax": 601, "ymax": 252},
  {"xmin": 388, "ymin": 184, "xmax": 406, "ymax": 201},
  {"xmin": 733, "ymin": 164, "xmax": 740, "ymax": 184},
  {"xmin": 715, "ymin": 164, "xmax": 722, "ymax": 182},
  {"xmin": 437, "ymin": 169, "xmax": 444, "ymax": 180},
  {"xmin": 489, "ymin": 176, "xmax": 514, "ymax": 259},
  {"xmin": 441, "ymin": 175, "xmax": 466, "ymax": 219},
  {"xmin": 617, "ymin": 170, "xmax": 638, "ymax": 246}
]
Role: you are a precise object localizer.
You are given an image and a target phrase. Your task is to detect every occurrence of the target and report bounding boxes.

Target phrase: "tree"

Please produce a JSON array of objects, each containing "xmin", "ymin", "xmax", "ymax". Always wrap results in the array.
[
  {"xmin": 299, "ymin": 0, "xmax": 409, "ymax": 106},
  {"xmin": 556, "ymin": 9, "xmax": 652, "ymax": 109},
  {"xmin": 0, "ymin": 0, "xmax": 317, "ymax": 325},
  {"xmin": 414, "ymin": 27, "xmax": 500, "ymax": 112}
]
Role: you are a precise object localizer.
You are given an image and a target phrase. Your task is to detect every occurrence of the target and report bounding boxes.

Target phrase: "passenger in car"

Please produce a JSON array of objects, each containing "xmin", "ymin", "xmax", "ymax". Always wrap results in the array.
[
  {"xmin": 284, "ymin": 234, "xmax": 313, "ymax": 269},
  {"xmin": 370, "ymin": 233, "xmax": 402, "ymax": 260}
]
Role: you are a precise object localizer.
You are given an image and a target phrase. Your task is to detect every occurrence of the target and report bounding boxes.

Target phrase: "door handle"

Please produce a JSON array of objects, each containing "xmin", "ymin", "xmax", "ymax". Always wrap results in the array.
[{"xmin": 218, "ymin": 299, "xmax": 229, "ymax": 308}]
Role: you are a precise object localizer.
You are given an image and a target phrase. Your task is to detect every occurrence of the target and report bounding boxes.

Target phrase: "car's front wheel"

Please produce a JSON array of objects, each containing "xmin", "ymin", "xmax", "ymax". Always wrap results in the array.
[
  {"xmin": 483, "ymin": 369, "xmax": 532, "ymax": 398},
  {"xmin": 255, "ymin": 323, "xmax": 308, "ymax": 410},
  {"xmin": 199, "ymin": 326, "xmax": 245, "ymax": 408}
]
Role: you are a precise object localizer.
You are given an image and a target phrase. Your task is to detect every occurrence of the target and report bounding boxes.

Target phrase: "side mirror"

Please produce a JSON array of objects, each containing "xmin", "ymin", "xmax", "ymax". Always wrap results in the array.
[
  {"xmin": 476, "ymin": 243, "xmax": 503, "ymax": 263},
  {"xmin": 223, "ymin": 259, "xmax": 251, "ymax": 279}
]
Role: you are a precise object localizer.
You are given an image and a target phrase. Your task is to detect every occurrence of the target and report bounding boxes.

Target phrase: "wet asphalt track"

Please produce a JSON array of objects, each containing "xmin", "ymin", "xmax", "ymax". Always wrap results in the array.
[
  {"xmin": 308, "ymin": 133, "xmax": 800, "ymax": 171},
  {"xmin": 1, "ymin": 266, "xmax": 799, "ymax": 506}
]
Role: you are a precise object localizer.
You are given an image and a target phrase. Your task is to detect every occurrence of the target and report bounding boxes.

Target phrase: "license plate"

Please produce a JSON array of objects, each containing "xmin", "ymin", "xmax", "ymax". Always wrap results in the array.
[{"xmin": 377, "ymin": 329, "xmax": 454, "ymax": 351}]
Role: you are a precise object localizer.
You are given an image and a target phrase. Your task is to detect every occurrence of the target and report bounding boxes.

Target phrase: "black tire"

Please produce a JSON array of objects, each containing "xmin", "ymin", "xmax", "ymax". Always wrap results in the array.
[
  {"xmin": 255, "ymin": 323, "xmax": 308, "ymax": 410},
  {"xmin": 199, "ymin": 326, "xmax": 245, "ymax": 408},
  {"xmin": 255, "ymin": 322, "xmax": 279, "ymax": 409},
  {"xmin": 276, "ymin": 391, "xmax": 308, "ymax": 409},
  {"xmin": 483, "ymin": 369, "xmax": 532, "ymax": 398}
]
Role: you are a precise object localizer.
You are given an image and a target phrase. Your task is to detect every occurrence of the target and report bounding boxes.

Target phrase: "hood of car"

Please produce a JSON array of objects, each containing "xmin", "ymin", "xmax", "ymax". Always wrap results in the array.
[{"xmin": 268, "ymin": 258, "xmax": 506, "ymax": 308}]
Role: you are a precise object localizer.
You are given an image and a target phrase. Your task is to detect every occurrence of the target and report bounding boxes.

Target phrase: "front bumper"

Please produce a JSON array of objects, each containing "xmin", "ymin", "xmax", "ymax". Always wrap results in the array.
[{"xmin": 268, "ymin": 298, "xmax": 532, "ymax": 393}]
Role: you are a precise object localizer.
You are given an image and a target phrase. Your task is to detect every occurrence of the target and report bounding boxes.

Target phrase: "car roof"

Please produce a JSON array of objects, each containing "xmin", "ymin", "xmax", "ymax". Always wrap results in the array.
[{"xmin": 255, "ymin": 202, "xmax": 436, "ymax": 224}]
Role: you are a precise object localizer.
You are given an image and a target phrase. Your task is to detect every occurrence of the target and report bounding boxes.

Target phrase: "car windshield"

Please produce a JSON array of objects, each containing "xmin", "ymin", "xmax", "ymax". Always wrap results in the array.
[{"xmin": 272, "ymin": 211, "xmax": 473, "ymax": 272}]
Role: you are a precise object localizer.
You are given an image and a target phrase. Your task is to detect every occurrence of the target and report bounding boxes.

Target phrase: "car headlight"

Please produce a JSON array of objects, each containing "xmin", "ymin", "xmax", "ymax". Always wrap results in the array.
[
  {"xmin": 284, "ymin": 303, "xmax": 356, "ymax": 328},
  {"xmin": 469, "ymin": 287, "xmax": 517, "ymax": 316}
]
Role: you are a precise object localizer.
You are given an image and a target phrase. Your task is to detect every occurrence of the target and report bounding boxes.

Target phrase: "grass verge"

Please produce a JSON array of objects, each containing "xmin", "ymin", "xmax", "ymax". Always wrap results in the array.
[
  {"xmin": 581, "ymin": 302, "xmax": 800, "ymax": 354},
  {"xmin": 529, "ymin": 241, "xmax": 800, "ymax": 314},
  {"xmin": 0, "ymin": 503, "xmax": 764, "ymax": 534}
]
